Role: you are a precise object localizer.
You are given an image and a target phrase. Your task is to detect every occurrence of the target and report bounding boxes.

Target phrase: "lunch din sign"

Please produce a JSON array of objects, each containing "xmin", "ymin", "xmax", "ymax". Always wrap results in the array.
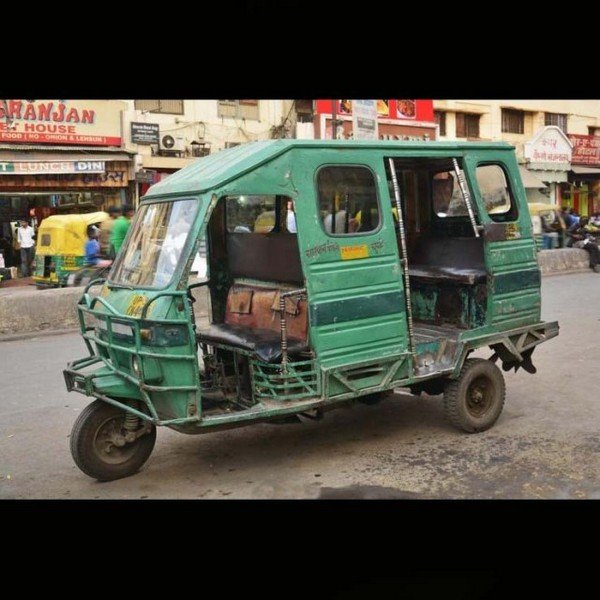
[
  {"xmin": 0, "ymin": 100, "xmax": 124, "ymax": 146},
  {"xmin": 0, "ymin": 161, "xmax": 106, "ymax": 174}
]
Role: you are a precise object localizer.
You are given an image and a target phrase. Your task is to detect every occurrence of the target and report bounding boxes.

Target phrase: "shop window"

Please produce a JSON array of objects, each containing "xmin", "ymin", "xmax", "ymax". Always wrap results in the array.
[
  {"xmin": 218, "ymin": 100, "xmax": 260, "ymax": 120},
  {"xmin": 456, "ymin": 113, "xmax": 480, "ymax": 138},
  {"xmin": 545, "ymin": 112, "xmax": 567, "ymax": 132},
  {"xmin": 316, "ymin": 166, "xmax": 380, "ymax": 235},
  {"xmin": 501, "ymin": 109, "xmax": 524, "ymax": 134},
  {"xmin": 134, "ymin": 100, "xmax": 184, "ymax": 115},
  {"xmin": 476, "ymin": 164, "xmax": 518, "ymax": 222},
  {"xmin": 434, "ymin": 110, "xmax": 446, "ymax": 136}
]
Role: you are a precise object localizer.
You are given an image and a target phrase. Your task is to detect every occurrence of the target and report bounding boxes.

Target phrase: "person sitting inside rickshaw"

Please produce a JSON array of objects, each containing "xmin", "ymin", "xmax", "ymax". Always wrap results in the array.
[{"xmin": 84, "ymin": 226, "xmax": 112, "ymax": 267}]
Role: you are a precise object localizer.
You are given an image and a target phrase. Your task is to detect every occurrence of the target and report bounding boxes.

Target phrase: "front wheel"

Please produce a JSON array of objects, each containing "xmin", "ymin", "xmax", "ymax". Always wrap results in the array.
[
  {"xmin": 443, "ymin": 358, "xmax": 505, "ymax": 433},
  {"xmin": 70, "ymin": 399, "xmax": 156, "ymax": 481}
]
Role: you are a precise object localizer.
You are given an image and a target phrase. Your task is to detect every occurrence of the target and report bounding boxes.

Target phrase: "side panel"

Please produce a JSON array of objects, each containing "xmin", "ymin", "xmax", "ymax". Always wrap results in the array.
[{"xmin": 291, "ymin": 149, "xmax": 409, "ymax": 370}]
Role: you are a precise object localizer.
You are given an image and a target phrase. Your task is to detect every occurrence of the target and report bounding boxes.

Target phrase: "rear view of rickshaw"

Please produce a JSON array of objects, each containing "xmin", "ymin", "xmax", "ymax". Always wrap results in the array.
[
  {"xmin": 64, "ymin": 140, "xmax": 559, "ymax": 481},
  {"xmin": 33, "ymin": 212, "xmax": 108, "ymax": 288}
]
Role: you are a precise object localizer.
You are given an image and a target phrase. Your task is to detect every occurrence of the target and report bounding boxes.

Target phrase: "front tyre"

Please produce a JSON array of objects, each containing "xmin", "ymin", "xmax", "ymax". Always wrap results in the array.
[
  {"xmin": 443, "ymin": 358, "xmax": 505, "ymax": 433},
  {"xmin": 70, "ymin": 399, "xmax": 156, "ymax": 481}
]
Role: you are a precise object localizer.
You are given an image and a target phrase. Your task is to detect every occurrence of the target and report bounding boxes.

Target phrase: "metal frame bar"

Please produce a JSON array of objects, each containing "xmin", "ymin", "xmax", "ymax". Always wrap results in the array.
[
  {"xmin": 388, "ymin": 158, "xmax": 416, "ymax": 368},
  {"xmin": 452, "ymin": 157, "xmax": 480, "ymax": 238}
]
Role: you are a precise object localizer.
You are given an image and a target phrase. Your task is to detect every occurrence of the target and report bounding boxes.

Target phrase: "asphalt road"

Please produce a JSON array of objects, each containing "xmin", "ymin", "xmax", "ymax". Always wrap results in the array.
[{"xmin": 1, "ymin": 272, "xmax": 599, "ymax": 499}]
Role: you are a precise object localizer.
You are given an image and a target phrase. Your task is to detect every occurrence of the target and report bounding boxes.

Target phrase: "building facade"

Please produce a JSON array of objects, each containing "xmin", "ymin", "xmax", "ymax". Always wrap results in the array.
[
  {"xmin": 291, "ymin": 100, "xmax": 437, "ymax": 141},
  {"xmin": 433, "ymin": 100, "xmax": 600, "ymax": 214},
  {"xmin": 121, "ymin": 100, "xmax": 291, "ymax": 198}
]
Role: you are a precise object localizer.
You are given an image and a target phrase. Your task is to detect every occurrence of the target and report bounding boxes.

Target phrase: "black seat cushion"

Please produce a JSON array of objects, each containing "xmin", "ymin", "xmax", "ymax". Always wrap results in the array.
[
  {"xmin": 408, "ymin": 265, "xmax": 487, "ymax": 285},
  {"xmin": 196, "ymin": 323, "xmax": 308, "ymax": 363}
]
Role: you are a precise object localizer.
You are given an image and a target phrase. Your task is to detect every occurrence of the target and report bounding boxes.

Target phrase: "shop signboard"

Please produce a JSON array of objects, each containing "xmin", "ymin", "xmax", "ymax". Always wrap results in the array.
[
  {"xmin": 131, "ymin": 122, "xmax": 160, "ymax": 145},
  {"xmin": 524, "ymin": 126, "xmax": 572, "ymax": 167},
  {"xmin": 316, "ymin": 99, "xmax": 434, "ymax": 122},
  {"xmin": 0, "ymin": 100, "xmax": 125, "ymax": 146},
  {"xmin": 568, "ymin": 134, "xmax": 600, "ymax": 166},
  {"xmin": 0, "ymin": 161, "xmax": 106, "ymax": 175},
  {"xmin": 352, "ymin": 100, "xmax": 378, "ymax": 140}
]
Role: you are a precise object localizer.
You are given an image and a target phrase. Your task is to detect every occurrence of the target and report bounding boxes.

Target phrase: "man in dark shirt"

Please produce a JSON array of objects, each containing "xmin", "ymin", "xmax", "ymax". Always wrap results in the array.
[{"xmin": 567, "ymin": 217, "xmax": 600, "ymax": 272}]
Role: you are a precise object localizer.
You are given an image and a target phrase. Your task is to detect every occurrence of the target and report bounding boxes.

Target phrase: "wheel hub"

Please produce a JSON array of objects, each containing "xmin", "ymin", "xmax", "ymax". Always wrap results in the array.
[
  {"xmin": 466, "ymin": 376, "xmax": 494, "ymax": 417},
  {"xmin": 93, "ymin": 416, "xmax": 144, "ymax": 465}
]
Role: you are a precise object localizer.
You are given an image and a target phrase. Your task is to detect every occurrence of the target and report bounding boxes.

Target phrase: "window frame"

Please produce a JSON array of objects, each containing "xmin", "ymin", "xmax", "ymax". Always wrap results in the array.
[
  {"xmin": 544, "ymin": 112, "xmax": 568, "ymax": 132},
  {"xmin": 134, "ymin": 100, "xmax": 184, "ymax": 115},
  {"xmin": 455, "ymin": 112, "xmax": 480, "ymax": 139},
  {"xmin": 501, "ymin": 108, "xmax": 525, "ymax": 134},
  {"xmin": 314, "ymin": 163, "xmax": 383, "ymax": 238},
  {"xmin": 434, "ymin": 110, "xmax": 446, "ymax": 136},
  {"xmin": 474, "ymin": 162, "xmax": 519, "ymax": 223},
  {"xmin": 107, "ymin": 197, "xmax": 200, "ymax": 291},
  {"xmin": 218, "ymin": 99, "xmax": 260, "ymax": 120}
]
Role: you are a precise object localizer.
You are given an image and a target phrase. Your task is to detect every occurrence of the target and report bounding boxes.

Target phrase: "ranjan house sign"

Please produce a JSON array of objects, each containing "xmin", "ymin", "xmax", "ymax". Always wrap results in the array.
[
  {"xmin": 0, "ymin": 100, "xmax": 125, "ymax": 146},
  {"xmin": 524, "ymin": 125, "xmax": 572, "ymax": 183}
]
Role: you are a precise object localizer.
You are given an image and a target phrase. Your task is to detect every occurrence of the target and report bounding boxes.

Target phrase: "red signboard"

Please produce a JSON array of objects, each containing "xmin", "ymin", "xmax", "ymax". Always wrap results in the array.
[
  {"xmin": 568, "ymin": 134, "xmax": 600, "ymax": 166},
  {"xmin": 316, "ymin": 99, "xmax": 434, "ymax": 122},
  {"xmin": 0, "ymin": 100, "xmax": 123, "ymax": 147}
]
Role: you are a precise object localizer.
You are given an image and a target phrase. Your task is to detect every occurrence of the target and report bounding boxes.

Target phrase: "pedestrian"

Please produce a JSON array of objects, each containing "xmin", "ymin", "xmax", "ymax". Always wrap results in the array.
[
  {"xmin": 84, "ymin": 226, "xmax": 111, "ymax": 267},
  {"xmin": 110, "ymin": 204, "xmax": 135, "ymax": 255},
  {"xmin": 17, "ymin": 218, "xmax": 35, "ymax": 278},
  {"xmin": 567, "ymin": 216, "xmax": 600, "ymax": 273},
  {"xmin": 99, "ymin": 206, "xmax": 121, "ymax": 258}
]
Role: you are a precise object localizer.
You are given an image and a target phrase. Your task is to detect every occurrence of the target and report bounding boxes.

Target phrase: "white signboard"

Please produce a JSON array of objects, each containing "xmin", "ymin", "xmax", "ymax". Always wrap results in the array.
[
  {"xmin": 0, "ymin": 160, "xmax": 106, "ymax": 175},
  {"xmin": 352, "ymin": 100, "xmax": 378, "ymax": 140},
  {"xmin": 524, "ymin": 126, "xmax": 572, "ymax": 165}
]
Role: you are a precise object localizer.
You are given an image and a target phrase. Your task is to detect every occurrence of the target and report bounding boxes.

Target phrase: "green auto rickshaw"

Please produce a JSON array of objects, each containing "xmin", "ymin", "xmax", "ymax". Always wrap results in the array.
[
  {"xmin": 33, "ymin": 212, "xmax": 108, "ymax": 288},
  {"xmin": 64, "ymin": 140, "xmax": 559, "ymax": 481}
]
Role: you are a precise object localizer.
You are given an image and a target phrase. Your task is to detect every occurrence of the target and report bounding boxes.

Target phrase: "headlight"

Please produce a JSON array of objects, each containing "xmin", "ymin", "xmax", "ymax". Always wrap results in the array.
[{"xmin": 131, "ymin": 355, "xmax": 141, "ymax": 377}]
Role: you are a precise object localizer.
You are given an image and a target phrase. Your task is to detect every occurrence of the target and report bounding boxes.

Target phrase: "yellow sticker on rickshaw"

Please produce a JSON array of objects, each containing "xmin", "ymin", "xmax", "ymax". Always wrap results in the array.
[
  {"xmin": 126, "ymin": 294, "xmax": 147, "ymax": 317},
  {"xmin": 340, "ymin": 244, "xmax": 369, "ymax": 260}
]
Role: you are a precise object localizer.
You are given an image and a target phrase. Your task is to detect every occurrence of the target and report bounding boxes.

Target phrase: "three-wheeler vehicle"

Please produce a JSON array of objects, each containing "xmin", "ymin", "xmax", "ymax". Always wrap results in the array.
[
  {"xmin": 64, "ymin": 140, "xmax": 559, "ymax": 481},
  {"xmin": 33, "ymin": 211, "xmax": 108, "ymax": 288}
]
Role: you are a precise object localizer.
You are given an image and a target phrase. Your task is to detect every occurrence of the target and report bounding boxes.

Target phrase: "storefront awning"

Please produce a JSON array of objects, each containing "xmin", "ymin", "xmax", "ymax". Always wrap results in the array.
[
  {"xmin": 0, "ymin": 149, "xmax": 132, "ymax": 162},
  {"xmin": 518, "ymin": 166, "xmax": 548, "ymax": 188},
  {"xmin": 570, "ymin": 165, "xmax": 600, "ymax": 175}
]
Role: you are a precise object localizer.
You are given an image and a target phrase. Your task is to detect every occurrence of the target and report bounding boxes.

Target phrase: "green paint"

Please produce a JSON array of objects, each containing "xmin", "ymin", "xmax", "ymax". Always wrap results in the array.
[
  {"xmin": 492, "ymin": 269, "xmax": 541, "ymax": 295},
  {"xmin": 309, "ymin": 290, "xmax": 404, "ymax": 326},
  {"xmin": 63, "ymin": 140, "xmax": 557, "ymax": 438}
]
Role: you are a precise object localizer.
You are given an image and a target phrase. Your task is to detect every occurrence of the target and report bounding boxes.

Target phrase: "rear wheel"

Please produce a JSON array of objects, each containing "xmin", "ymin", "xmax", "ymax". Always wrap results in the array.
[
  {"xmin": 70, "ymin": 400, "xmax": 156, "ymax": 481},
  {"xmin": 443, "ymin": 358, "xmax": 505, "ymax": 433}
]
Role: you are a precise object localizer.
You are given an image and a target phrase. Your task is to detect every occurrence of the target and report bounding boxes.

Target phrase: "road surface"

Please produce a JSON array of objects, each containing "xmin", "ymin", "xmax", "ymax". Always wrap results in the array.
[{"xmin": 1, "ymin": 272, "xmax": 598, "ymax": 499}]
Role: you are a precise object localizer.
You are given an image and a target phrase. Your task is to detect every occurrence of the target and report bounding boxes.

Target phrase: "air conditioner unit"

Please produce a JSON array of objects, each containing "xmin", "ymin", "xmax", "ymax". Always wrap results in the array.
[{"xmin": 159, "ymin": 133, "xmax": 186, "ymax": 152}]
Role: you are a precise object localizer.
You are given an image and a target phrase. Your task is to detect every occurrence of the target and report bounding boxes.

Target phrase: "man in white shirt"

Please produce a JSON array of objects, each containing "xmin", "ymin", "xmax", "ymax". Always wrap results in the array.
[{"xmin": 17, "ymin": 219, "xmax": 35, "ymax": 277}]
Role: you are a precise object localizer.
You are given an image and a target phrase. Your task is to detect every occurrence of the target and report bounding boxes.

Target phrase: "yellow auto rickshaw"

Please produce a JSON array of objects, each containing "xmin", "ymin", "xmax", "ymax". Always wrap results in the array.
[{"xmin": 32, "ymin": 212, "xmax": 109, "ymax": 288}]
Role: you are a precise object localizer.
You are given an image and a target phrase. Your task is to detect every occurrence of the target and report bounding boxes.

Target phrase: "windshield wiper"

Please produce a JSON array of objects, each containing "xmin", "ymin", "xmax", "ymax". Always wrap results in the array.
[{"xmin": 106, "ymin": 282, "xmax": 135, "ymax": 290}]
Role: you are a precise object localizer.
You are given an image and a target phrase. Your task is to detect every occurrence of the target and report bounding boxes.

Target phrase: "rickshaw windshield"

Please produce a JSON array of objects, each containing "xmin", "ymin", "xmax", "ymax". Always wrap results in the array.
[{"xmin": 110, "ymin": 198, "xmax": 199, "ymax": 289}]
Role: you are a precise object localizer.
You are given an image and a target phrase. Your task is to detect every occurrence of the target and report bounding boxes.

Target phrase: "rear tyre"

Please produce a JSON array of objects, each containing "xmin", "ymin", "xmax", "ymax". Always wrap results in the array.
[
  {"xmin": 443, "ymin": 358, "xmax": 505, "ymax": 433},
  {"xmin": 70, "ymin": 399, "xmax": 156, "ymax": 481}
]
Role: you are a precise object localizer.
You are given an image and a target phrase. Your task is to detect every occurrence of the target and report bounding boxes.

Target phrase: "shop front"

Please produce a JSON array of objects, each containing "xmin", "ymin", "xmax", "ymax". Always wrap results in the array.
[
  {"xmin": 0, "ymin": 100, "xmax": 132, "ymax": 269},
  {"xmin": 566, "ymin": 134, "xmax": 600, "ymax": 216},
  {"xmin": 0, "ymin": 154, "xmax": 134, "ymax": 268},
  {"xmin": 522, "ymin": 126, "xmax": 572, "ymax": 206},
  {"xmin": 314, "ymin": 100, "xmax": 437, "ymax": 141}
]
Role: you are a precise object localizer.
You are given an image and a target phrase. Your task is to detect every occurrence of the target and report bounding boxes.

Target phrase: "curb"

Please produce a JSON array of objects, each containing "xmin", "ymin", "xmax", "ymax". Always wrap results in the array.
[{"xmin": 0, "ymin": 328, "xmax": 80, "ymax": 343}]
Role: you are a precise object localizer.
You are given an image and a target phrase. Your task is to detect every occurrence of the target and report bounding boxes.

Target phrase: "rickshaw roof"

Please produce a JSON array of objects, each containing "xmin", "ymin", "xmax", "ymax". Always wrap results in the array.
[
  {"xmin": 143, "ymin": 139, "xmax": 515, "ymax": 198},
  {"xmin": 39, "ymin": 212, "xmax": 109, "ymax": 230}
]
